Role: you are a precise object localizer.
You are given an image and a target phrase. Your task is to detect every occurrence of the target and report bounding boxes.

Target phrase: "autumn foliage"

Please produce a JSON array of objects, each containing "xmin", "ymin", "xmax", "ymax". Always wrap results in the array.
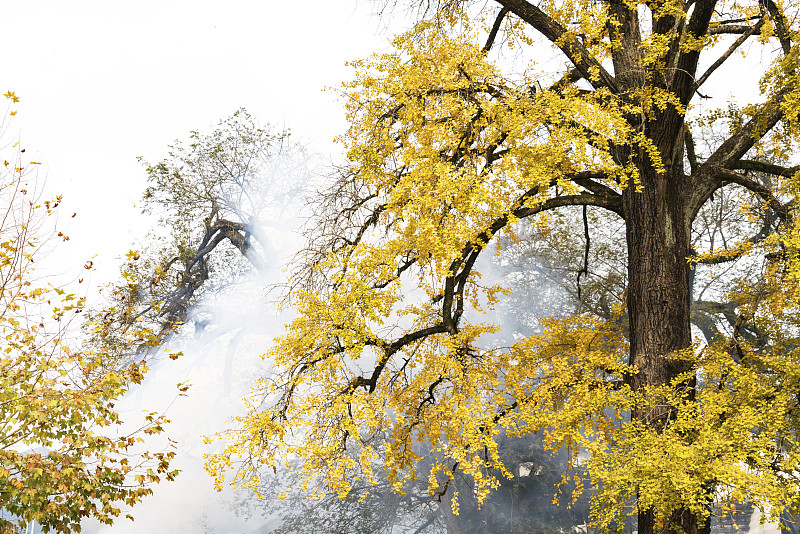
[
  {"xmin": 206, "ymin": 1, "xmax": 800, "ymax": 533},
  {"xmin": 0, "ymin": 92, "xmax": 178, "ymax": 533}
]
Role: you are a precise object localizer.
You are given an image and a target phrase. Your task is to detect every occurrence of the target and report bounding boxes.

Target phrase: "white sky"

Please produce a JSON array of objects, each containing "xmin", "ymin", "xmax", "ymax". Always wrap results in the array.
[{"xmin": 1, "ymin": 0, "xmax": 406, "ymax": 285}]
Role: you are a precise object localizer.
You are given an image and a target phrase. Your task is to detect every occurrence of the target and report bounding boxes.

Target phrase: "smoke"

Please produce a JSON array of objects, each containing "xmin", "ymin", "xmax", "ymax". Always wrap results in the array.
[
  {"xmin": 78, "ymin": 127, "xmax": 314, "ymax": 533},
  {"xmin": 75, "ymin": 160, "xmax": 788, "ymax": 534},
  {"xmin": 80, "ymin": 240, "xmax": 293, "ymax": 534}
]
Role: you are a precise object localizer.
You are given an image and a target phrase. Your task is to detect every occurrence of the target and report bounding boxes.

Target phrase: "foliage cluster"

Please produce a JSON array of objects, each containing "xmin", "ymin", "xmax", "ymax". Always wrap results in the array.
[
  {"xmin": 0, "ymin": 92, "xmax": 179, "ymax": 534},
  {"xmin": 84, "ymin": 109, "xmax": 310, "ymax": 370}
]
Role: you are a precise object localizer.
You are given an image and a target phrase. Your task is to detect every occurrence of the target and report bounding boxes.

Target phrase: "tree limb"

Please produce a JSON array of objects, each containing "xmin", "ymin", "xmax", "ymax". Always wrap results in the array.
[
  {"xmin": 707, "ymin": 24, "xmax": 759, "ymax": 34},
  {"xmin": 695, "ymin": 18, "xmax": 764, "ymax": 89},
  {"xmin": 734, "ymin": 160, "xmax": 800, "ymax": 178},
  {"xmin": 711, "ymin": 167, "xmax": 790, "ymax": 222},
  {"xmin": 576, "ymin": 204, "xmax": 590, "ymax": 302},
  {"xmin": 572, "ymin": 171, "xmax": 619, "ymax": 198},
  {"xmin": 685, "ymin": 126, "xmax": 698, "ymax": 173},
  {"xmin": 483, "ymin": 7, "xmax": 510, "ymax": 52},
  {"xmin": 763, "ymin": 0, "xmax": 792, "ymax": 55},
  {"xmin": 494, "ymin": 0, "xmax": 619, "ymax": 92},
  {"xmin": 672, "ymin": 0, "xmax": 718, "ymax": 105}
]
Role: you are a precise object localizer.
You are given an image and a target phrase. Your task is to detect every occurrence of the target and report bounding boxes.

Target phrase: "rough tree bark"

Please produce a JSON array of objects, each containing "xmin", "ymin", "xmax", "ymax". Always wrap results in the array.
[{"xmin": 624, "ymin": 166, "xmax": 705, "ymax": 534}]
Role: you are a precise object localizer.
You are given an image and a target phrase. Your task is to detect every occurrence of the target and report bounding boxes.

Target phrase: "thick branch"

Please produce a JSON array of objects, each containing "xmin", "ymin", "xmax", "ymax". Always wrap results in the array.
[
  {"xmin": 673, "ymin": 0, "xmax": 718, "ymax": 105},
  {"xmin": 343, "ymin": 323, "xmax": 450, "ymax": 395},
  {"xmin": 517, "ymin": 192, "xmax": 623, "ymax": 218},
  {"xmin": 693, "ymin": 299, "xmax": 763, "ymax": 348},
  {"xmin": 572, "ymin": 171, "xmax": 619, "ymax": 198},
  {"xmin": 685, "ymin": 127, "xmax": 698, "ymax": 173},
  {"xmin": 495, "ymin": 0, "xmax": 619, "ymax": 92},
  {"xmin": 734, "ymin": 160, "xmax": 800, "ymax": 178},
  {"xmin": 707, "ymin": 24, "xmax": 759, "ymax": 35},
  {"xmin": 763, "ymin": 0, "xmax": 792, "ymax": 55}
]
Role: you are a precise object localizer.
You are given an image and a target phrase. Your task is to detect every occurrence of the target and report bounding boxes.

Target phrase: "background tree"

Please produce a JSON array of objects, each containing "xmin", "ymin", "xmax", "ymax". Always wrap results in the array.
[
  {"xmin": 229, "ymin": 428, "xmax": 591, "ymax": 533},
  {"xmin": 233, "ymin": 448, "xmax": 446, "ymax": 534},
  {"xmin": 86, "ymin": 109, "xmax": 311, "ymax": 368},
  {"xmin": 206, "ymin": 2, "xmax": 800, "ymax": 534},
  {"xmin": 0, "ymin": 92, "xmax": 180, "ymax": 533}
]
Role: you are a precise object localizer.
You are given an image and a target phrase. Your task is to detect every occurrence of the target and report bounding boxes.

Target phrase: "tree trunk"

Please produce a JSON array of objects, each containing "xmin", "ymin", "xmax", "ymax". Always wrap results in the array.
[
  {"xmin": 623, "ymin": 157, "xmax": 709, "ymax": 534},
  {"xmin": 624, "ymin": 162, "xmax": 693, "ymax": 427}
]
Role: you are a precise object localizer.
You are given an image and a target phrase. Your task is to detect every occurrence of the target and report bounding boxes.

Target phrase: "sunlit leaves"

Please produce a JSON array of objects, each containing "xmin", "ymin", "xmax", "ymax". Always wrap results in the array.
[{"xmin": 208, "ymin": 1, "xmax": 800, "ymax": 532}]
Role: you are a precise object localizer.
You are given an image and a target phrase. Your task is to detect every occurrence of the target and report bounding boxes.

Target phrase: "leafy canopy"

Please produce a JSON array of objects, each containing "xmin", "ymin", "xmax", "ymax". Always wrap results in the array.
[
  {"xmin": 87, "ymin": 110, "xmax": 310, "ymax": 373},
  {"xmin": 207, "ymin": 0, "xmax": 800, "ymax": 531}
]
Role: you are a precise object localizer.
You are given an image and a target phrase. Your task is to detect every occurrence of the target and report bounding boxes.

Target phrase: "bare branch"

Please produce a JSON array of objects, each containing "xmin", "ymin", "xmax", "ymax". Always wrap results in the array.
[
  {"xmin": 695, "ymin": 18, "xmax": 764, "ymax": 89},
  {"xmin": 483, "ymin": 7, "xmax": 510, "ymax": 52},
  {"xmin": 711, "ymin": 166, "xmax": 790, "ymax": 221},
  {"xmin": 577, "ymin": 204, "xmax": 590, "ymax": 302},
  {"xmin": 690, "ymin": 215, "xmax": 776, "ymax": 266},
  {"xmin": 707, "ymin": 24, "xmax": 759, "ymax": 34},
  {"xmin": 517, "ymin": 192, "xmax": 624, "ymax": 218}
]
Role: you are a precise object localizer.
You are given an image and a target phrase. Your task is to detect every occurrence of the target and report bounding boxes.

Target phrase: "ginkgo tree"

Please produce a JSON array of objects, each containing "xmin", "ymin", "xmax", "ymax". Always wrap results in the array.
[
  {"xmin": 0, "ymin": 92, "xmax": 180, "ymax": 533},
  {"xmin": 207, "ymin": 2, "xmax": 800, "ymax": 534}
]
